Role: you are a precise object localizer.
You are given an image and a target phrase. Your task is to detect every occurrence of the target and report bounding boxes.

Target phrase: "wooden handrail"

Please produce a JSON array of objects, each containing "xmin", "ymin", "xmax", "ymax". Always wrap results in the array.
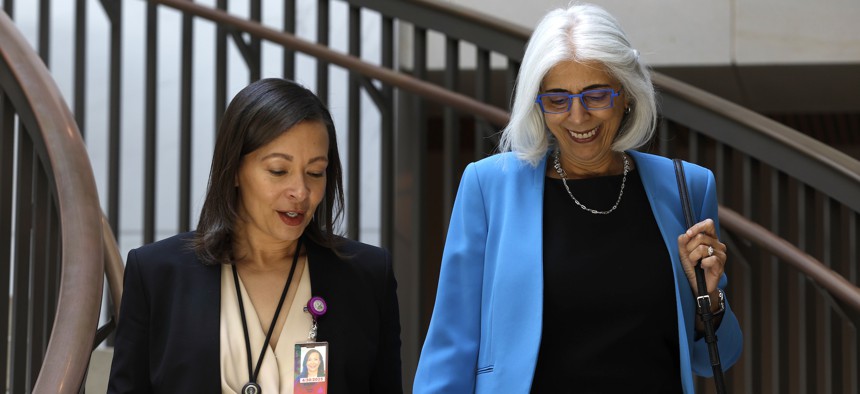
[
  {"xmin": 653, "ymin": 73, "xmax": 860, "ymax": 184},
  {"xmin": 399, "ymin": 0, "xmax": 860, "ymax": 213},
  {"xmin": 0, "ymin": 0, "xmax": 855, "ymax": 390},
  {"xmin": 149, "ymin": 0, "xmax": 860, "ymax": 318},
  {"xmin": 153, "ymin": 0, "xmax": 512, "ymax": 128},
  {"xmin": 719, "ymin": 206, "xmax": 860, "ymax": 312},
  {"xmin": 654, "ymin": 73, "xmax": 860, "ymax": 213},
  {"xmin": 0, "ymin": 11, "xmax": 104, "ymax": 394},
  {"xmin": 401, "ymin": 0, "xmax": 860, "ymax": 204}
]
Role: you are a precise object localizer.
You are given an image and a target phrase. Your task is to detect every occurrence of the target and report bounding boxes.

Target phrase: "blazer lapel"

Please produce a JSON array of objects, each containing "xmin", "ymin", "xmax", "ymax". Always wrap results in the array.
[
  {"xmin": 485, "ymin": 153, "xmax": 547, "ymax": 392},
  {"xmin": 197, "ymin": 259, "xmax": 223, "ymax": 392},
  {"xmin": 304, "ymin": 239, "xmax": 338, "ymax": 341}
]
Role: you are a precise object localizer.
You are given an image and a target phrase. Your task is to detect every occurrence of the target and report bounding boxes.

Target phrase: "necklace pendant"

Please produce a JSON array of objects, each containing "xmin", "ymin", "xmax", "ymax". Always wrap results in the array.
[{"xmin": 242, "ymin": 382, "xmax": 261, "ymax": 394}]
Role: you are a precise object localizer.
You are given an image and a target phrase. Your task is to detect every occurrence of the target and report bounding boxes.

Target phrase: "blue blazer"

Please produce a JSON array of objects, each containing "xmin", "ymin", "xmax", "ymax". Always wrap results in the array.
[{"xmin": 413, "ymin": 151, "xmax": 742, "ymax": 394}]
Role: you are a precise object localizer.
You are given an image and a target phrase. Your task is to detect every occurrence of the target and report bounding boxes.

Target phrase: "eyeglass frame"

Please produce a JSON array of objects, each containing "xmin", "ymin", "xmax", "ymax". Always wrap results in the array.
[{"xmin": 534, "ymin": 88, "xmax": 623, "ymax": 114}]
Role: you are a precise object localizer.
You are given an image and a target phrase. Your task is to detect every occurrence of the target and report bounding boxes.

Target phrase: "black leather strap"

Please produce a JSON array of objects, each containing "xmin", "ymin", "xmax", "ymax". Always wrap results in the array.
[{"xmin": 673, "ymin": 159, "xmax": 728, "ymax": 394}]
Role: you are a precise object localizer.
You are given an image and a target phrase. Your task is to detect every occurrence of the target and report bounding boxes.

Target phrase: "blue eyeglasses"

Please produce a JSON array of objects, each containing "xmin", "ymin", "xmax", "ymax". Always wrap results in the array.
[{"xmin": 535, "ymin": 88, "xmax": 622, "ymax": 113}]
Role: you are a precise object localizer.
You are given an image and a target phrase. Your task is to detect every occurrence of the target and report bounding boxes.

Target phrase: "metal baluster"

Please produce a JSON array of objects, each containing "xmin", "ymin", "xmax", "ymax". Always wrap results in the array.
[{"xmin": 179, "ymin": 11, "xmax": 194, "ymax": 232}]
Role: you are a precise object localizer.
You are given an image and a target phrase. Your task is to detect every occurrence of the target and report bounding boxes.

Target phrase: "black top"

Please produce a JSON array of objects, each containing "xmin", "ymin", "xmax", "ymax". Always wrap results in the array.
[{"xmin": 530, "ymin": 169, "xmax": 683, "ymax": 393}]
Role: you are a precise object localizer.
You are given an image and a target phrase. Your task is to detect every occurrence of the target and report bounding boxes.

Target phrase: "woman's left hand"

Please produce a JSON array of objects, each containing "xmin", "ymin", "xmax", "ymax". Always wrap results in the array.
[{"xmin": 677, "ymin": 218, "xmax": 726, "ymax": 299}]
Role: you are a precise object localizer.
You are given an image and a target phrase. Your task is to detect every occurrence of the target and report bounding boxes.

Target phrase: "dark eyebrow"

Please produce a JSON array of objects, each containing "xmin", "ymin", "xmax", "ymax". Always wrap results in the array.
[
  {"xmin": 261, "ymin": 153, "xmax": 328, "ymax": 164},
  {"xmin": 543, "ymin": 83, "xmax": 612, "ymax": 93}
]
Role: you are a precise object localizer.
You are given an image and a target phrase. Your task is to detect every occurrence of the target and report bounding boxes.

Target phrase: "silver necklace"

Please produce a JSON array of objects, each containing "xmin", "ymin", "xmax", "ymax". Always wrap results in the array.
[{"xmin": 552, "ymin": 149, "xmax": 629, "ymax": 215}]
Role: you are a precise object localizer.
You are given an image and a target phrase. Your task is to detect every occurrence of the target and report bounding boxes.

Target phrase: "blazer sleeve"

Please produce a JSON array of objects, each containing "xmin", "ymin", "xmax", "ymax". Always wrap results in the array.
[
  {"xmin": 414, "ymin": 163, "xmax": 488, "ymax": 394},
  {"xmin": 689, "ymin": 169, "xmax": 744, "ymax": 376},
  {"xmin": 107, "ymin": 249, "xmax": 153, "ymax": 393},
  {"xmin": 370, "ymin": 248, "xmax": 405, "ymax": 393}
]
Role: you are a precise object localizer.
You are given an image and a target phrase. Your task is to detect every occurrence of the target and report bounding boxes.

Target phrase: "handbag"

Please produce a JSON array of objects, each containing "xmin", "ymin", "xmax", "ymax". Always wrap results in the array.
[{"xmin": 673, "ymin": 158, "xmax": 728, "ymax": 394}]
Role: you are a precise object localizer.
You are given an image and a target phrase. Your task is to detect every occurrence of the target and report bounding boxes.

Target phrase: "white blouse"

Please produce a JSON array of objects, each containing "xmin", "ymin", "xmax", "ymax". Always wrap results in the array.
[{"xmin": 220, "ymin": 258, "xmax": 314, "ymax": 394}]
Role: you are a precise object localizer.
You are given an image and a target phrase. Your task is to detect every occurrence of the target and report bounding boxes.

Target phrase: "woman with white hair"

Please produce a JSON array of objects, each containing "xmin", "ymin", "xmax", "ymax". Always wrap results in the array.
[{"xmin": 413, "ymin": 3, "xmax": 742, "ymax": 393}]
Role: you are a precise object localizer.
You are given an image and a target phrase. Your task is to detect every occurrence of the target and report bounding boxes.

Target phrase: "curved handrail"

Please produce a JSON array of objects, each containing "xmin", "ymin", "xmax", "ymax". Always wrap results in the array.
[
  {"xmin": 356, "ymin": 0, "xmax": 860, "ymax": 216},
  {"xmin": 384, "ymin": 0, "xmax": 860, "ymax": 313},
  {"xmin": 404, "ymin": 0, "xmax": 860, "ymax": 212},
  {"xmin": 397, "ymin": 0, "xmax": 860, "ymax": 213},
  {"xmin": 654, "ymin": 74, "xmax": 860, "ymax": 183},
  {"xmin": 153, "ymin": 0, "xmax": 860, "ymax": 214},
  {"xmin": 149, "ymin": 0, "xmax": 860, "ymax": 316},
  {"xmin": 654, "ymin": 73, "xmax": 860, "ymax": 213},
  {"xmin": 719, "ymin": 206, "xmax": 860, "ymax": 312},
  {"xmin": 0, "ymin": 11, "xmax": 104, "ymax": 394},
  {"xmin": 153, "ymin": 0, "xmax": 511, "ymax": 127}
]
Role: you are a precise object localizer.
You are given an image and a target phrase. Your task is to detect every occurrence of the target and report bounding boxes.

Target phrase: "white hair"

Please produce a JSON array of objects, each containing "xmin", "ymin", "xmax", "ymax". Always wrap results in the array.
[{"xmin": 499, "ymin": 2, "xmax": 657, "ymax": 166}]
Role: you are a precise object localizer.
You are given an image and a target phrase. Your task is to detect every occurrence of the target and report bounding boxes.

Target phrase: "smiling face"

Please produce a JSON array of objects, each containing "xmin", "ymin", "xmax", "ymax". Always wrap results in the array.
[
  {"xmin": 235, "ymin": 121, "xmax": 329, "ymax": 249},
  {"xmin": 541, "ymin": 60, "xmax": 628, "ymax": 175},
  {"xmin": 305, "ymin": 351, "xmax": 321, "ymax": 373}
]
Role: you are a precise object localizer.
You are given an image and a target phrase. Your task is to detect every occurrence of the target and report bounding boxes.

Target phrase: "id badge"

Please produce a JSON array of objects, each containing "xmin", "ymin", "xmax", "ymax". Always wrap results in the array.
[{"xmin": 294, "ymin": 342, "xmax": 329, "ymax": 394}]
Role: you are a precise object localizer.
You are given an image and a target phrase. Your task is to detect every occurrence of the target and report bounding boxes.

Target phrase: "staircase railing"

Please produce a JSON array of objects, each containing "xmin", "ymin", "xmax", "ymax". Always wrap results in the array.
[
  {"xmin": 654, "ymin": 74, "xmax": 860, "ymax": 393},
  {"xmin": 0, "ymin": 10, "xmax": 104, "ymax": 394},
  {"xmin": 2, "ymin": 0, "xmax": 858, "ymax": 392}
]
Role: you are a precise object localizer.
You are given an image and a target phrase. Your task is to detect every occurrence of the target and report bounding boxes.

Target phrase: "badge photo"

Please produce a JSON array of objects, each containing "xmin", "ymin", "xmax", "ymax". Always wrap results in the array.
[{"xmin": 294, "ymin": 342, "xmax": 329, "ymax": 394}]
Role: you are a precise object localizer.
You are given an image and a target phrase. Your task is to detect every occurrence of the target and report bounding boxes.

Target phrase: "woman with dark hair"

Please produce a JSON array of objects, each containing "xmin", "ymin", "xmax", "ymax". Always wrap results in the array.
[
  {"xmin": 414, "ymin": 3, "xmax": 742, "ymax": 393},
  {"xmin": 298, "ymin": 349, "xmax": 326, "ymax": 379},
  {"xmin": 108, "ymin": 78, "xmax": 402, "ymax": 393}
]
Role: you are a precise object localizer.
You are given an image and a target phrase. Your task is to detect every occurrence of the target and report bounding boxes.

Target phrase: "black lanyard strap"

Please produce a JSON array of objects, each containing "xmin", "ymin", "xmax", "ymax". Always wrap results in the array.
[{"xmin": 232, "ymin": 236, "xmax": 303, "ymax": 389}]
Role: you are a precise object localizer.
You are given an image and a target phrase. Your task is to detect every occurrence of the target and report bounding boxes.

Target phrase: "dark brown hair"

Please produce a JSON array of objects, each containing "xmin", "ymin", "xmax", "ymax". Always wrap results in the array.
[{"xmin": 193, "ymin": 78, "xmax": 344, "ymax": 265}]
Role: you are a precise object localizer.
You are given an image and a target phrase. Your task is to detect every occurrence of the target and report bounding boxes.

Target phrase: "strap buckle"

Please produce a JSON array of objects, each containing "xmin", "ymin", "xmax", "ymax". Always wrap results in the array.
[
  {"xmin": 696, "ymin": 294, "xmax": 712, "ymax": 312},
  {"xmin": 696, "ymin": 289, "xmax": 726, "ymax": 316}
]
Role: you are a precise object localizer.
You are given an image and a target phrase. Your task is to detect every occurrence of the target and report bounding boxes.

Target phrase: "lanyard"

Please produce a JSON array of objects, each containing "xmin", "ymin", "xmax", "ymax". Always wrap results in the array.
[{"xmin": 232, "ymin": 237, "xmax": 303, "ymax": 394}]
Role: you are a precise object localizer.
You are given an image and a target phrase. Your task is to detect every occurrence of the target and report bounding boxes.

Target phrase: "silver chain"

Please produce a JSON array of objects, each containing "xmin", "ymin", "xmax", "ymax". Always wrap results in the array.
[{"xmin": 552, "ymin": 149, "xmax": 629, "ymax": 215}]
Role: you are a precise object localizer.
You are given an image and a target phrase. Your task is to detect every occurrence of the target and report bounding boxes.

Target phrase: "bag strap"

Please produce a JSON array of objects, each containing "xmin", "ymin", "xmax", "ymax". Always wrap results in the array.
[
  {"xmin": 673, "ymin": 159, "xmax": 695, "ymax": 229},
  {"xmin": 673, "ymin": 159, "xmax": 728, "ymax": 393}
]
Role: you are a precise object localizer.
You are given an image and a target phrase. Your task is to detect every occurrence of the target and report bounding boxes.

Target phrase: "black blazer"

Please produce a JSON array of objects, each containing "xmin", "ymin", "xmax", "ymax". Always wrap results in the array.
[{"xmin": 107, "ymin": 232, "xmax": 403, "ymax": 393}]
